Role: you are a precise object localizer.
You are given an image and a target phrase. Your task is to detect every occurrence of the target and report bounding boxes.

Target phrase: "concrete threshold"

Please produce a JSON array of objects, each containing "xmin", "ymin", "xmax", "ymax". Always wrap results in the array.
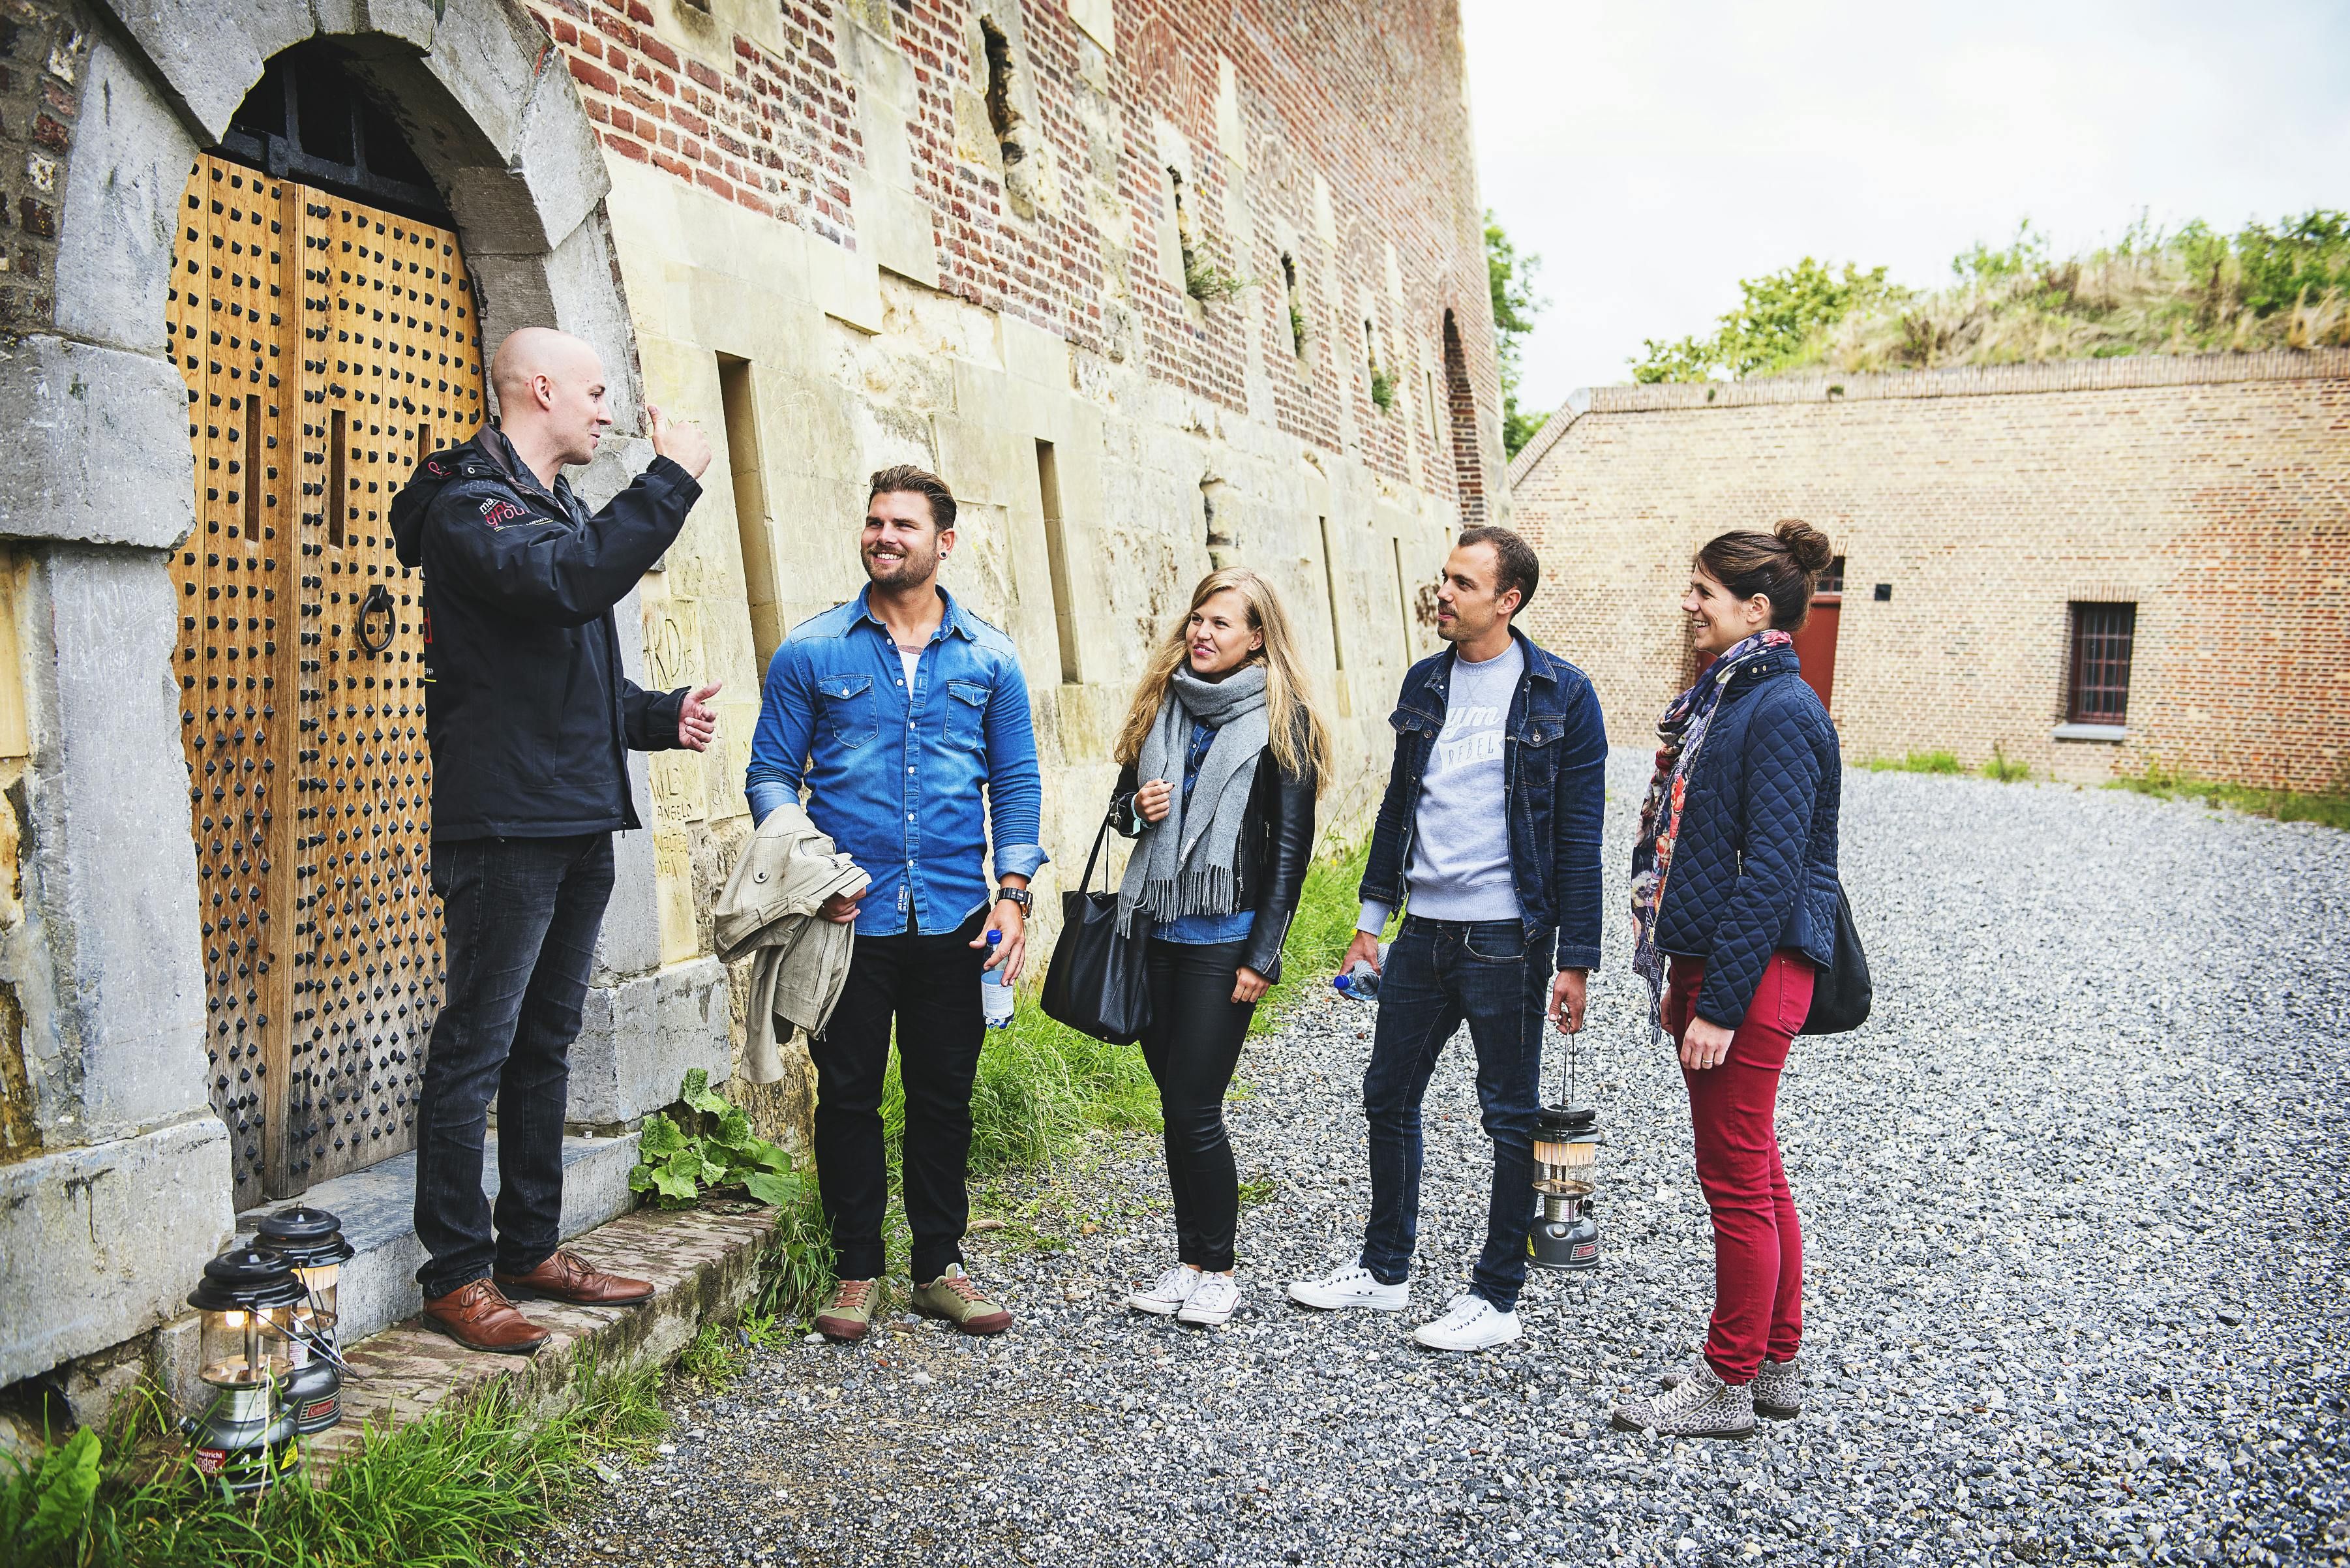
[{"xmin": 301, "ymin": 1198, "xmax": 779, "ymax": 1473}]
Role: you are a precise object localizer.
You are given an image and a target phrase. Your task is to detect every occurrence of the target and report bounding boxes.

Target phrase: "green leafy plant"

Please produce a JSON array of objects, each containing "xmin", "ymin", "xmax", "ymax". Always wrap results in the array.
[
  {"xmin": 1486, "ymin": 211, "xmax": 1549, "ymax": 455},
  {"xmin": 1185, "ymin": 255, "xmax": 1255, "ymax": 305},
  {"xmin": 1983, "ymin": 742, "xmax": 2031, "ymax": 783},
  {"xmin": 629, "ymin": 1069, "xmax": 805, "ymax": 1210},
  {"xmin": 1, "ymin": 1426, "xmax": 101, "ymax": 1561},
  {"xmin": 1368, "ymin": 364, "xmax": 1398, "ymax": 411},
  {"xmin": 1289, "ymin": 297, "xmax": 1309, "ymax": 358}
]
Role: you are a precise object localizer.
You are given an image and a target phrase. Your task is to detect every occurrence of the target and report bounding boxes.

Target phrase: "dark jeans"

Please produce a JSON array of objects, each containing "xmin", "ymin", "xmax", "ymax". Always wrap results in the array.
[
  {"xmin": 414, "ymin": 834, "xmax": 614, "ymax": 1300},
  {"xmin": 1136, "ymin": 937, "xmax": 1257, "ymax": 1273},
  {"xmin": 812, "ymin": 909, "xmax": 987, "ymax": 1283},
  {"xmin": 1359, "ymin": 915, "xmax": 1550, "ymax": 1312}
]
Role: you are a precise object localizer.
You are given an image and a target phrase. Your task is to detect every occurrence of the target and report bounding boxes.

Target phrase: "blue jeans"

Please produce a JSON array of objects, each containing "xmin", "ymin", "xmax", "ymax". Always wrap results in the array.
[
  {"xmin": 413, "ymin": 834, "xmax": 614, "ymax": 1299},
  {"xmin": 1359, "ymin": 916, "xmax": 1550, "ymax": 1311}
]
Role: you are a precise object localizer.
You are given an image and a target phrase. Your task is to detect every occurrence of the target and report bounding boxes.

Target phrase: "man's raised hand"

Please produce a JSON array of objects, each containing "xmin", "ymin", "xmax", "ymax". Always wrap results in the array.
[
  {"xmin": 677, "ymin": 682, "xmax": 722, "ymax": 751},
  {"xmin": 647, "ymin": 402, "xmax": 713, "ymax": 481}
]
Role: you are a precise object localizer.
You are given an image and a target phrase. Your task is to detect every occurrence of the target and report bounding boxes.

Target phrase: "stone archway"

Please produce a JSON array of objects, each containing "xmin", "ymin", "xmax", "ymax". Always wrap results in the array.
[{"xmin": 0, "ymin": 0, "xmax": 648, "ymax": 1384}]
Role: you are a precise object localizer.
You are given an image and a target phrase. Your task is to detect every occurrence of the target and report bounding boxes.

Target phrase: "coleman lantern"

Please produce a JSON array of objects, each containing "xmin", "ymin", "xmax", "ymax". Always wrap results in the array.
[
  {"xmin": 184, "ymin": 1247, "xmax": 305, "ymax": 1492},
  {"xmin": 254, "ymin": 1207, "xmax": 355, "ymax": 1433},
  {"xmin": 1530, "ymin": 1104, "xmax": 1601, "ymax": 1270}
]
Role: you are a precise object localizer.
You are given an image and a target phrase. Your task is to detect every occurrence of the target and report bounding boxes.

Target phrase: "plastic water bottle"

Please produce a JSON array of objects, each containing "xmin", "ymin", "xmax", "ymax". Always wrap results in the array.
[
  {"xmin": 1333, "ymin": 942, "xmax": 1392, "ymax": 1001},
  {"xmin": 980, "ymin": 929, "xmax": 1015, "ymax": 1029}
]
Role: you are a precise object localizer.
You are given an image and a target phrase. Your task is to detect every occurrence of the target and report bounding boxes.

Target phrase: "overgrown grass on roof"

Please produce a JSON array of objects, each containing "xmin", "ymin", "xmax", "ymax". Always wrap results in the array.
[{"xmin": 1633, "ymin": 211, "xmax": 2350, "ymax": 383}]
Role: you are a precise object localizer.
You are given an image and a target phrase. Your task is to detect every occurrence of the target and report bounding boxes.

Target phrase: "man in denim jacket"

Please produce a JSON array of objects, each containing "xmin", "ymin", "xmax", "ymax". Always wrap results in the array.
[
  {"xmin": 746, "ymin": 466, "xmax": 1045, "ymax": 1343},
  {"xmin": 1289, "ymin": 526, "xmax": 1606, "ymax": 1351}
]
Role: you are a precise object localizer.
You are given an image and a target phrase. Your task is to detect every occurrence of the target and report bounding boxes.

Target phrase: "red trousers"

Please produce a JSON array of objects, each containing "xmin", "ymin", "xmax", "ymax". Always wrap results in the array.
[{"xmin": 1663, "ymin": 951, "xmax": 1813, "ymax": 1385}]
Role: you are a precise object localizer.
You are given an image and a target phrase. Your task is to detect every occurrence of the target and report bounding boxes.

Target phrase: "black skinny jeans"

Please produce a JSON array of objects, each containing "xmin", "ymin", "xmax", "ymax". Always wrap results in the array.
[
  {"xmin": 414, "ymin": 834, "xmax": 614, "ymax": 1299},
  {"xmin": 811, "ymin": 909, "xmax": 987, "ymax": 1284},
  {"xmin": 1136, "ymin": 937, "xmax": 1258, "ymax": 1273}
]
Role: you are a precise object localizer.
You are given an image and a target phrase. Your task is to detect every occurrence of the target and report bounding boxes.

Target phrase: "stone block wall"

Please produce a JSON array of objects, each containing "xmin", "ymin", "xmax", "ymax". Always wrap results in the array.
[
  {"xmin": 1509, "ymin": 354, "xmax": 2350, "ymax": 793},
  {"xmin": 513, "ymin": 0, "xmax": 1510, "ymax": 1138}
]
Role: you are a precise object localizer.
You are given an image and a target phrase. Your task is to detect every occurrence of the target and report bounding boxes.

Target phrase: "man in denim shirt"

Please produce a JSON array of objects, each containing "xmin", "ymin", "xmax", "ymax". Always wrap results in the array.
[
  {"xmin": 746, "ymin": 466, "xmax": 1045, "ymax": 1342},
  {"xmin": 1289, "ymin": 526, "xmax": 1606, "ymax": 1351}
]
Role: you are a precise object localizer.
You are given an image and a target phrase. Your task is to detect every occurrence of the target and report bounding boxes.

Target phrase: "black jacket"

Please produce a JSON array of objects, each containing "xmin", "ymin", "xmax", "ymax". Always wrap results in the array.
[
  {"xmin": 1111, "ymin": 737, "xmax": 1318, "ymax": 983},
  {"xmin": 389, "ymin": 427, "xmax": 699, "ymax": 841}
]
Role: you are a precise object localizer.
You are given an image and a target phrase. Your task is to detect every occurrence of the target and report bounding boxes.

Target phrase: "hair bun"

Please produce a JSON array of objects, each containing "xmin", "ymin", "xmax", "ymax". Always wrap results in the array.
[{"xmin": 1774, "ymin": 518, "xmax": 1835, "ymax": 577}]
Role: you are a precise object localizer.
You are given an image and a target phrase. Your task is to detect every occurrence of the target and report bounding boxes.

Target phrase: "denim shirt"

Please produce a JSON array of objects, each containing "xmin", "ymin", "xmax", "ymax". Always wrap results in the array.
[
  {"xmin": 1358, "ymin": 626, "xmax": 1608, "ymax": 972},
  {"xmin": 746, "ymin": 586, "xmax": 1046, "ymax": 936}
]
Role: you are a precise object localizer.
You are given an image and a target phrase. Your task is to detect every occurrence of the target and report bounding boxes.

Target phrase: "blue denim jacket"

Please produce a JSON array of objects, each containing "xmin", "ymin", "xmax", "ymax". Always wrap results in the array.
[
  {"xmin": 1358, "ymin": 627, "xmax": 1608, "ymax": 972},
  {"xmin": 745, "ymin": 586, "xmax": 1046, "ymax": 936}
]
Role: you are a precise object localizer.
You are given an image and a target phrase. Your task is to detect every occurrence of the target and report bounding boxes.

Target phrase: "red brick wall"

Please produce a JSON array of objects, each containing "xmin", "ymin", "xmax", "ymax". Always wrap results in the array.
[
  {"xmin": 1509, "ymin": 354, "xmax": 2350, "ymax": 794},
  {"xmin": 0, "ymin": 0, "xmax": 89, "ymax": 332},
  {"xmin": 526, "ymin": 0, "xmax": 1504, "ymax": 517}
]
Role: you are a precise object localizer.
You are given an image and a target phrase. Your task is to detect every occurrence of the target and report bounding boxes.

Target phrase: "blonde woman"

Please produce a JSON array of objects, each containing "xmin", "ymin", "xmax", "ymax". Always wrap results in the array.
[{"xmin": 1109, "ymin": 569, "xmax": 1330, "ymax": 1327}]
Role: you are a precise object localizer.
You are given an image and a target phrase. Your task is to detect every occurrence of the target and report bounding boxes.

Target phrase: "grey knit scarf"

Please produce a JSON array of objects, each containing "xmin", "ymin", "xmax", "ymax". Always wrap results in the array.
[{"xmin": 1116, "ymin": 662, "xmax": 1270, "ymax": 935}]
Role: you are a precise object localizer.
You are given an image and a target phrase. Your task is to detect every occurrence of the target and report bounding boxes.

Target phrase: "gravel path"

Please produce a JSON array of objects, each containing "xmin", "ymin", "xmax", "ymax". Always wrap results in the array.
[{"xmin": 541, "ymin": 754, "xmax": 2349, "ymax": 1568}]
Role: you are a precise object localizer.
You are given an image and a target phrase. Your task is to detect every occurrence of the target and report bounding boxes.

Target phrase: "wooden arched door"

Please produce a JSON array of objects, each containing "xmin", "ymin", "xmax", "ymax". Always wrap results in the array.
[{"xmin": 166, "ymin": 151, "xmax": 485, "ymax": 1202}]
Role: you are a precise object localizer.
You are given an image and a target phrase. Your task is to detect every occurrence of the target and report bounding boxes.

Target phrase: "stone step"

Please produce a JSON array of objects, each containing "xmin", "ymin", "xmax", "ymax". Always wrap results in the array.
[
  {"xmin": 233, "ymin": 1131, "xmax": 646, "ymax": 1349},
  {"xmin": 301, "ymin": 1198, "xmax": 778, "ymax": 1472}
]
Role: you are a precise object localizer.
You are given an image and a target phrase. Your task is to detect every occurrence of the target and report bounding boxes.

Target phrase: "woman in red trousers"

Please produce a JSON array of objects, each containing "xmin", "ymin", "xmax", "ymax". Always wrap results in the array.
[{"xmin": 1614, "ymin": 519, "xmax": 1843, "ymax": 1440}]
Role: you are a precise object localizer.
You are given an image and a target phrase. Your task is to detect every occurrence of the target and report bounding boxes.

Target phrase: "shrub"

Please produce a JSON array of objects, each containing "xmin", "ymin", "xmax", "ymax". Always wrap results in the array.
[
  {"xmin": 629, "ymin": 1069, "xmax": 806, "ymax": 1209},
  {"xmin": 1983, "ymin": 743, "xmax": 2030, "ymax": 783}
]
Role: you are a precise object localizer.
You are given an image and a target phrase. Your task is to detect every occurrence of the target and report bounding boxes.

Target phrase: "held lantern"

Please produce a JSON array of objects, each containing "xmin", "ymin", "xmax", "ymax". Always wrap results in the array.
[
  {"xmin": 1529, "ymin": 1104, "xmax": 1601, "ymax": 1271},
  {"xmin": 184, "ymin": 1248, "xmax": 306, "ymax": 1492},
  {"xmin": 253, "ymin": 1207, "xmax": 355, "ymax": 1433}
]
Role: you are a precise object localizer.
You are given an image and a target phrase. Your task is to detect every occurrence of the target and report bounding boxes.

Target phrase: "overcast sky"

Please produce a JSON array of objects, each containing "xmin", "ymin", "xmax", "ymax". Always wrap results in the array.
[{"xmin": 1460, "ymin": 0, "xmax": 2350, "ymax": 413}]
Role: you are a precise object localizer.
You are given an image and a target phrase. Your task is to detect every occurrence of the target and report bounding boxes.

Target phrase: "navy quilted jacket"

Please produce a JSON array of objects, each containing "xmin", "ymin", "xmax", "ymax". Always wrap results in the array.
[{"xmin": 1640, "ymin": 644, "xmax": 1842, "ymax": 1027}]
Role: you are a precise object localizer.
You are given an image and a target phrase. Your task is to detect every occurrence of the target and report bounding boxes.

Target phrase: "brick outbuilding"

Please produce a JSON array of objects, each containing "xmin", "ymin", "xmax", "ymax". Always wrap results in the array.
[{"xmin": 1509, "ymin": 352, "xmax": 2350, "ymax": 793}]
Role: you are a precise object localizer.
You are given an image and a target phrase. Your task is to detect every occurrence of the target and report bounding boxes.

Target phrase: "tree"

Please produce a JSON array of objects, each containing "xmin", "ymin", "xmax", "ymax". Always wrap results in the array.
[
  {"xmin": 1631, "ymin": 258, "xmax": 1901, "ymax": 382},
  {"xmin": 1486, "ymin": 212, "xmax": 1549, "ymax": 455}
]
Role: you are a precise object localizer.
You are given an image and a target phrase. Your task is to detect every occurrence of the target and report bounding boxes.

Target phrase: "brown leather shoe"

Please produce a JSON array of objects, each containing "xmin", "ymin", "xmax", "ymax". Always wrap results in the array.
[
  {"xmin": 421, "ymin": 1280, "xmax": 549, "ymax": 1354},
  {"xmin": 495, "ymin": 1247, "xmax": 655, "ymax": 1306}
]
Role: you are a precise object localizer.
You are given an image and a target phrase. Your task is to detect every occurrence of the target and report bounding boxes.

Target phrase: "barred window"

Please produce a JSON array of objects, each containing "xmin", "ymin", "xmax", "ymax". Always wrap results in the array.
[{"xmin": 2068, "ymin": 602, "xmax": 2136, "ymax": 724}]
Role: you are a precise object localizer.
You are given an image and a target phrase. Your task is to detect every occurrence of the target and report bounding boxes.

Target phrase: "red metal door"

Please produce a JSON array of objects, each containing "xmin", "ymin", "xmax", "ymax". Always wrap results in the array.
[{"xmin": 1792, "ymin": 594, "xmax": 1841, "ymax": 713}]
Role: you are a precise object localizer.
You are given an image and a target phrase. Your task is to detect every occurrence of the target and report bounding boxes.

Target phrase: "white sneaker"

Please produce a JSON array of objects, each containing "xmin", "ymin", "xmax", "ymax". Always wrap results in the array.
[
  {"xmin": 1177, "ymin": 1273, "xmax": 1241, "ymax": 1326},
  {"xmin": 1126, "ymin": 1263, "xmax": 1200, "ymax": 1316},
  {"xmin": 1287, "ymin": 1263, "xmax": 1410, "ymax": 1312},
  {"xmin": 1411, "ymin": 1294, "xmax": 1522, "ymax": 1352}
]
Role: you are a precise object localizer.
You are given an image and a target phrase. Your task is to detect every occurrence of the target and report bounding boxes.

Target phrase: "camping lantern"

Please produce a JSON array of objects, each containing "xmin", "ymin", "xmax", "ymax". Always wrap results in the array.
[
  {"xmin": 1529, "ymin": 1104, "xmax": 1601, "ymax": 1271},
  {"xmin": 254, "ymin": 1207, "xmax": 355, "ymax": 1432},
  {"xmin": 185, "ymin": 1247, "xmax": 305, "ymax": 1491}
]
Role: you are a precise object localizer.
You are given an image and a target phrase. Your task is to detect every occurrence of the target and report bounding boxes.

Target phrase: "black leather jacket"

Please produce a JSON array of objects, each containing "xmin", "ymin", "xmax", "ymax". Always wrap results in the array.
[{"xmin": 1110, "ymin": 740, "xmax": 1317, "ymax": 983}]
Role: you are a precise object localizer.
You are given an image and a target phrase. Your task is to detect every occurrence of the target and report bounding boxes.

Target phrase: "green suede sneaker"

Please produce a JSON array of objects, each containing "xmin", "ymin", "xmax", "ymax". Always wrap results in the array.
[
  {"xmin": 910, "ymin": 1263, "xmax": 1013, "ymax": 1335},
  {"xmin": 813, "ymin": 1278, "xmax": 879, "ymax": 1343}
]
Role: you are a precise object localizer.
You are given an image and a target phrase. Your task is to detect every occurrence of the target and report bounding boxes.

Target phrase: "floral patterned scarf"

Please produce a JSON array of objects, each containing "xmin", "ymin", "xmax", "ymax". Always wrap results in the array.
[{"xmin": 1629, "ymin": 629, "xmax": 1794, "ymax": 1029}]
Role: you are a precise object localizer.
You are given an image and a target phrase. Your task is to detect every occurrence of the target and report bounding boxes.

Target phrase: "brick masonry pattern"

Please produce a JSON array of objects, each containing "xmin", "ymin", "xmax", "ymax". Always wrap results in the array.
[
  {"xmin": 1509, "ymin": 353, "xmax": 2350, "ymax": 794},
  {"xmin": 0, "ymin": 0, "xmax": 87, "ymax": 333},
  {"xmin": 526, "ymin": 0, "xmax": 1501, "ymax": 511}
]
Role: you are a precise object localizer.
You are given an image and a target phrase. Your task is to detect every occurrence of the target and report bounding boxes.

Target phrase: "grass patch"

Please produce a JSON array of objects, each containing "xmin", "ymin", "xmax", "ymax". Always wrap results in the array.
[
  {"xmin": 3, "ymin": 1357, "xmax": 665, "ymax": 1568},
  {"xmin": 2109, "ymin": 761, "xmax": 2350, "ymax": 830},
  {"xmin": 680, "ymin": 1312, "xmax": 791, "ymax": 1391},
  {"xmin": 1237, "ymin": 1174, "xmax": 1278, "ymax": 1207},
  {"xmin": 744, "ymin": 837, "xmax": 1375, "ymax": 1316},
  {"xmin": 1983, "ymin": 742, "xmax": 2031, "ymax": 783},
  {"xmin": 1867, "ymin": 749, "xmax": 1965, "ymax": 775},
  {"xmin": 1250, "ymin": 835, "xmax": 1373, "ymax": 1036}
]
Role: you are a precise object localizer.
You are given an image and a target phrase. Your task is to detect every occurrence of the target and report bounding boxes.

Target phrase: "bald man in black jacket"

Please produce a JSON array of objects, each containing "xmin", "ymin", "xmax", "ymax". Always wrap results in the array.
[{"xmin": 389, "ymin": 328, "xmax": 719, "ymax": 1353}]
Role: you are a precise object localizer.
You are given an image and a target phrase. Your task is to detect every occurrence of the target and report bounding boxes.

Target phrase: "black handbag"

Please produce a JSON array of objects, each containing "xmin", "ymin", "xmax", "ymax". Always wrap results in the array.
[
  {"xmin": 1800, "ymin": 881, "xmax": 1872, "ymax": 1035},
  {"xmin": 1039, "ymin": 811, "xmax": 1154, "ymax": 1045}
]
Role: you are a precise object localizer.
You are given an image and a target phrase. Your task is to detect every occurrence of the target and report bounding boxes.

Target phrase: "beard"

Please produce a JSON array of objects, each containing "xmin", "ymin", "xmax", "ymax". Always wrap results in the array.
[{"xmin": 863, "ymin": 542, "xmax": 940, "ymax": 590}]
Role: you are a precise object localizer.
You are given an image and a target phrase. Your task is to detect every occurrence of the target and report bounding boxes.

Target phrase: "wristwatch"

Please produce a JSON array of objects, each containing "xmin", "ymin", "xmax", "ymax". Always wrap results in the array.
[{"xmin": 993, "ymin": 886, "xmax": 1034, "ymax": 912}]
